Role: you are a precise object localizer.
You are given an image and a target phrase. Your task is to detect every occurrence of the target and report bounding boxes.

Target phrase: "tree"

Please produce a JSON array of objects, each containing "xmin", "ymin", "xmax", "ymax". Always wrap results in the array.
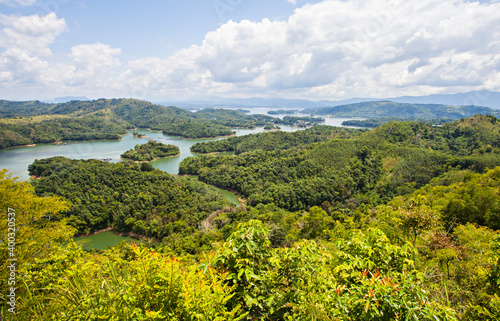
[
  {"xmin": 0, "ymin": 169, "xmax": 75, "ymax": 316},
  {"xmin": 400, "ymin": 199, "xmax": 438, "ymax": 247}
]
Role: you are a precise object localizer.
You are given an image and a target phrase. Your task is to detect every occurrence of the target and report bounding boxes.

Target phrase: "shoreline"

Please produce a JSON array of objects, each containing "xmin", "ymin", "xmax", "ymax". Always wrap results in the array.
[
  {"xmin": 191, "ymin": 151, "xmax": 234, "ymax": 156},
  {"xmin": 73, "ymin": 227, "xmax": 114, "ymax": 238},
  {"xmin": 2, "ymin": 143, "xmax": 37, "ymax": 150},
  {"xmin": 0, "ymin": 128, "xmax": 238, "ymax": 151},
  {"xmin": 120, "ymin": 153, "xmax": 181, "ymax": 163},
  {"xmin": 211, "ymin": 185, "xmax": 246, "ymax": 204},
  {"xmin": 185, "ymin": 133, "xmax": 237, "ymax": 140},
  {"xmin": 1, "ymin": 136, "xmax": 125, "ymax": 151},
  {"xmin": 74, "ymin": 227, "xmax": 156, "ymax": 244}
]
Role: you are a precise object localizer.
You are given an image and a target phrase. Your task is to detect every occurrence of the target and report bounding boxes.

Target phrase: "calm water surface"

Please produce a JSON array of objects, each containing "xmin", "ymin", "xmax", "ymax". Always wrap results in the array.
[
  {"xmin": 0, "ymin": 126, "xmax": 301, "ymax": 179},
  {"xmin": 73, "ymin": 231, "xmax": 136, "ymax": 250},
  {"xmin": 1, "ymin": 113, "xmax": 357, "ymax": 249}
]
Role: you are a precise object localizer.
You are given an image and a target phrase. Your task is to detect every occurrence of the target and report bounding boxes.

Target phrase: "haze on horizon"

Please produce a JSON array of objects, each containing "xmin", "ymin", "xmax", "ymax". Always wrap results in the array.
[{"xmin": 0, "ymin": 0, "xmax": 499, "ymax": 103}]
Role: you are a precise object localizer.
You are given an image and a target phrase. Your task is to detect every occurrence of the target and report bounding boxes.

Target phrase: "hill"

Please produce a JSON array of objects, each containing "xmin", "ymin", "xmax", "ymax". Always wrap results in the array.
[
  {"xmin": 121, "ymin": 141, "xmax": 180, "ymax": 162},
  {"xmin": 181, "ymin": 114, "xmax": 500, "ymax": 212},
  {"xmin": 0, "ymin": 98, "xmax": 291, "ymax": 149},
  {"xmin": 7, "ymin": 115, "xmax": 500, "ymax": 319},
  {"xmin": 304, "ymin": 101, "xmax": 500, "ymax": 119}
]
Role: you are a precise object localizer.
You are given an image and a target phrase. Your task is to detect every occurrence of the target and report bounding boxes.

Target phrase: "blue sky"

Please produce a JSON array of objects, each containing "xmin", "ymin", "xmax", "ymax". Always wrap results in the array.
[{"xmin": 0, "ymin": 0, "xmax": 499, "ymax": 102}]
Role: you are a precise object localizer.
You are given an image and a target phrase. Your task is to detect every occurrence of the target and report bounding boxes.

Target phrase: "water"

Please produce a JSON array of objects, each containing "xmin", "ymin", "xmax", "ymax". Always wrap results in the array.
[
  {"xmin": 0, "ymin": 112, "xmax": 357, "ymax": 249},
  {"xmin": 73, "ymin": 231, "xmax": 136, "ymax": 250},
  {"xmin": 0, "ymin": 126, "xmax": 301, "ymax": 180},
  {"xmin": 217, "ymin": 187, "xmax": 242, "ymax": 205}
]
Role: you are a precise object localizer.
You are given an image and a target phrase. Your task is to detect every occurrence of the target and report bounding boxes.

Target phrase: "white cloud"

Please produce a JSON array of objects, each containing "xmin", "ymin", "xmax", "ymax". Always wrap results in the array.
[
  {"xmin": 118, "ymin": 0, "xmax": 500, "ymax": 100},
  {"xmin": 0, "ymin": 12, "xmax": 66, "ymax": 56},
  {"xmin": 0, "ymin": 13, "xmax": 66, "ymax": 89},
  {"xmin": 0, "ymin": 0, "xmax": 37, "ymax": 6},
  {"xmin": 71, "ymin": 42, "xmax": 122, "ymax": 71},
  {"xmin": 2, "ymin": 0, "xmax": 500, "ymax": 100},
  {"xmin": 287, "ymin": 0, "xmax": 297, "ymax": 5}
]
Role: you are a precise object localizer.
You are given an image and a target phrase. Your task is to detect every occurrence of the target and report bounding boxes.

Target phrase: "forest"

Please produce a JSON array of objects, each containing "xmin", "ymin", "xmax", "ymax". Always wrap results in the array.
[
  {"xmin": 0, "ymin": 116, "xmax": 129, "ymax": 149},
  {"xmin": 121, "ymin": 141, "xmax": 180, "ymax": 162},
  {"xmin": 27, "ymin": 157, "xmax": 233, "ymax": 238},
  {"xmin": 0, "ymin": 99, "xmax": 329, "ymax": 149},
  {"xmin": 341, "ymin": 117, "xmax": 456, "ymax": 128},
  {"xmin": 181, "ymin": 115, "xmax": 500, "ymax": 212},
  {"xmin": 304, "ymin": 101, "xmax": 500, "ymax": 119},
  {"xmin": 2, "ymin": 114, "xmax": 500, "ymax": 319}
]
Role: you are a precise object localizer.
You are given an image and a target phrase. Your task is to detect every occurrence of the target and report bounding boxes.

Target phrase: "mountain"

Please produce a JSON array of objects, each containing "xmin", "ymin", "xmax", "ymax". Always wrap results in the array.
[
  {"xmin": 303, "ymin": 101, "xmax": 500, "ymax": 119},
  {"xmin": 158, "ymin": 91, "xmax": 500, "ymax": 110},
  {"xmin": 45, "ymin": 96, "xmax": 90, "ymax": 104},
  {"xmin": 389, "ymin": 91, "xmax": 500, "ymax": 109}
]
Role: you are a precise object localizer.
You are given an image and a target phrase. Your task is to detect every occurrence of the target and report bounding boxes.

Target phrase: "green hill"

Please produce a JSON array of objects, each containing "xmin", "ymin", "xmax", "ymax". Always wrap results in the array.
[
  {"xmin": 305, "ymin": 101, "xmax": 500, "ymax": 119},
  {"xmin": 121, "ymin": 141, "xmax": 180, "ymax": 162},
  {"xmin": 0, "ymin": 99, "xmax": 288, "ymax": 148}
]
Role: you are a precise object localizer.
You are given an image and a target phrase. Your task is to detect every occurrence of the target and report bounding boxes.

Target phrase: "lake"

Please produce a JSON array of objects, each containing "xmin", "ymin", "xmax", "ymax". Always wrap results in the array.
[
  {"xmin": 73, "ymin": 231, "xmax": 136, "ymax": 250},
  {"xmin": 0, "ymin": 125, "xmax": 302, "ymax": 180},
  {"xmin": 0, "ymin": 111, "xmax": 358, "ymax": 249}
]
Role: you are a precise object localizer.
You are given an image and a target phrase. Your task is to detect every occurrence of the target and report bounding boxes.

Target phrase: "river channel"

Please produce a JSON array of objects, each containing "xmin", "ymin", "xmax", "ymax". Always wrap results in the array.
[{"xmin": 0, "ymin": 111, "xmax": 358, "ymax": 249}]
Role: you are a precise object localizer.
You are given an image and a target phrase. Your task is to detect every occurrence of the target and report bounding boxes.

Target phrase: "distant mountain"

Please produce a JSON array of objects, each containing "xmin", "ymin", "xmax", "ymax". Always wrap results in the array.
[
  {"xmin": 45, "ymin": 96, "xmax": 90, "ymax": 104},
  {"xmin": 303, "ymin": 101, "xmax": 500, "ymax": 119},
  {"xmin": 157, "ymin": 98, "xmax": 326, "ymax": 109},
  {"xmin": 389, "ymin": 91, "xmax": 500, "ymax": 109},
  {"xmin": 157, "ymin": 91, "xmax": 500, "ymax": 110}
]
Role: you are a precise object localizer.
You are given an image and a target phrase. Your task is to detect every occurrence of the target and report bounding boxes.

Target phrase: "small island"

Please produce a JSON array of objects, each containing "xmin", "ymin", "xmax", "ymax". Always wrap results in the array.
[
  {"xmin": 267, "ymin": 109, "xmax": 299, "ymax": 115},
  {"xmin": 121, "ymin": 141, "xmax": 180, "ymax": 162},
  {"xmin": 264, "ymin": 124, "xmax": 281, "ymax": 130},
  {"xmin": 133, "ymin": 131, "xmax": 147, "ymax": 138}
]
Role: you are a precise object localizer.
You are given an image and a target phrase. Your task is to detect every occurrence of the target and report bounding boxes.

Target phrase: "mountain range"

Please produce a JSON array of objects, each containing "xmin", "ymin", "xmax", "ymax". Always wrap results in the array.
[{"xmin": 156, "ymin": 90, "xmax": 500, "ymax": 110}]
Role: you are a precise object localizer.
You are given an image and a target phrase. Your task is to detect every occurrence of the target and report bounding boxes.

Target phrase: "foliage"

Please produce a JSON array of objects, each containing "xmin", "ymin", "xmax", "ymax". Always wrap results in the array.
[
  {"xmin": 121, "ymin": 141, "xmax": 180, "ymax": 161},
  {"xmin": 208, "ymin": 221, "xmax": 456, "ymax": 320},
  {"xmin": 342, "ymin": 117, "xmax": 455, "ymax": 128},
  {"xmin": 305, "ymin": 101, "xmax": 500, "ymax": 119},
  {"xmin": 0, "ymin": 170, "xmax": 75, "ymax": 318},
  {"xmin": 18, "ymin": 243, "xmax": 242, "ymax": 320},
  {"xmin": 28, "ymin": 157, "xmax": 232, "ymax": 240},
  {"xmin": 182, "ymin": 116, "xmax": 500, "ymax": 214},
  {"xmin": 190, "ymin": 125, "xmax": 362, "ymax": 154}
]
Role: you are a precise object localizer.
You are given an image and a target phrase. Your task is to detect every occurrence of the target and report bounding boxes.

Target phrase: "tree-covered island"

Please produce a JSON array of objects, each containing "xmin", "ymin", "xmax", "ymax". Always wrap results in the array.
[{"xmin": 121, "ymin": 141, "xmax": 180, "ymax": 162}]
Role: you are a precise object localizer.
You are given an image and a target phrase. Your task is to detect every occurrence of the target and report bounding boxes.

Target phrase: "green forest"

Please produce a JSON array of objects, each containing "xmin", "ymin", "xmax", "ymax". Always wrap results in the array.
[
  {"xmin": 305, "ymin": 101, "xmax": 500, "ymax": 119},
  {"xmin": 0, "ymin": 116, "xmax": 129, "ymax": 149},
  {"xmin": 121, "ymin": 141, "xmax": 180, "ymax": 162},
  {"xmin": 341, "ymin": 117, "xmax": 456, "ymax": 128},
  {"xmin": 0, "ymin": 99, "xmax": 331, "ymax": 149},
  {"xmin": 2, "ymin": 113, "xmax": 500, "ymax": 319}
]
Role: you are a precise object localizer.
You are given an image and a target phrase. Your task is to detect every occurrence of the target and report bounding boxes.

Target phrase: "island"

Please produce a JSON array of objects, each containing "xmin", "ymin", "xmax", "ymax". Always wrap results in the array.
[
  {"xmin": 121, "ymin": 141, "xmax": 180, "ymax": 162},
  {"xmin": 267, "ymin": 109, "xmax": 299, "ymax": 115},
  {"xmin": 264, "ymin": 124, "xmax": 281, "ymax": 130},
  {"xmin": 132, "ymin": 131, "xmax": 147, "ymax": 138}
]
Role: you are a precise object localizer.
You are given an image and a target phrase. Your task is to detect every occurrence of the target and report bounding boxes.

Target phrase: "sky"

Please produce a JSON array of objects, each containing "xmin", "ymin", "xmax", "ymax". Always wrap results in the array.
[{"xmin": 0, "ymin": 0, "xmax": 499, "ymax": 102}]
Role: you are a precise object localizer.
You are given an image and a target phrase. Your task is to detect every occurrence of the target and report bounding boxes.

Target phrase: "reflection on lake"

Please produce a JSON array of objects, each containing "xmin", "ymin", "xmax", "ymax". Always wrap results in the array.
[
  {"xmin": 0, "ymin": 125, "xmax": 300, "ymax": 180},
  {"xmin": 0, "ymin": 112, "xmax": 358, "ymax": 250},
  {"xmin": 73, "ymin": 231, "xmax": 135, "ymax": 251},
  {"xmin": 0, "ymin": 116, "xmax": 360, "ymax": 180}
]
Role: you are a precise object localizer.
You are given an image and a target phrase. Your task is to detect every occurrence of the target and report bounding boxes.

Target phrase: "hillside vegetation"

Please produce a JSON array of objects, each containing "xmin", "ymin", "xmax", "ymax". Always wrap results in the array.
[
  {"xmin": 121, "ymin": 141, "xmax": 180, "ymax": 162},
  {"xmin": 3, "ymin": 114, "xmax": 500, "ymax": 319},
  {"xmin": 0, "ymin": 99, "xmax": 293, "ymax": 149},
  {"xmin": 305, "ymin": 101, "xmax": 500, "ymax": 119},
  {"xmin": 181, "ymin": 115, "xmax": 500, "ymax": 212},
  {"xmin": 28, "ymin": 157, "xmax": 232, "ymax": 238}
]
